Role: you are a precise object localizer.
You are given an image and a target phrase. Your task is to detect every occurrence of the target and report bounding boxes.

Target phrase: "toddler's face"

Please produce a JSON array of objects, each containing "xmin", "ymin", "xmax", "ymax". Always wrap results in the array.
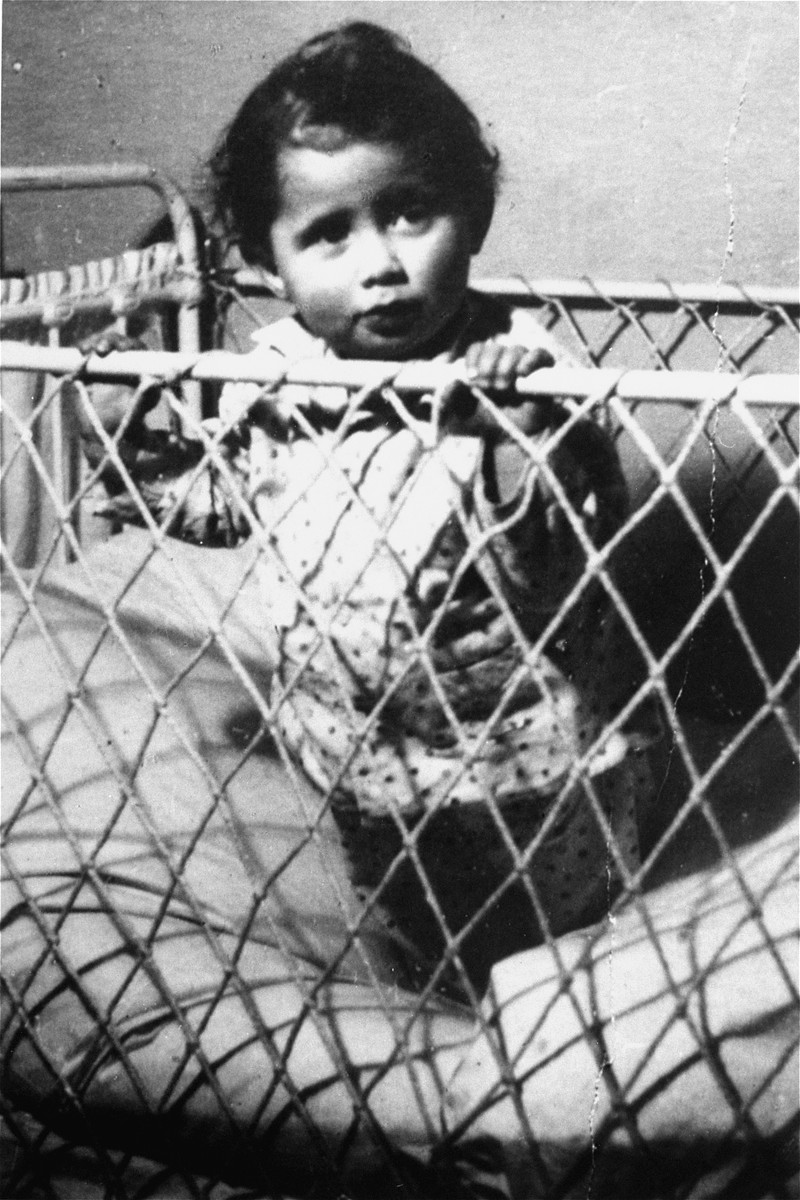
[{"xmin": 266, "ymin": 139, "xmax": 477, "ymax": 359}]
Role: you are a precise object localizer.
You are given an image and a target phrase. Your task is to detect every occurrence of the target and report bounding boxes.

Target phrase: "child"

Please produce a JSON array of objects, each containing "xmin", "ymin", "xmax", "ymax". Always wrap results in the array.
[{"xmin": 83, "ymin": 23, "xmax": 654, "ymax": 992}]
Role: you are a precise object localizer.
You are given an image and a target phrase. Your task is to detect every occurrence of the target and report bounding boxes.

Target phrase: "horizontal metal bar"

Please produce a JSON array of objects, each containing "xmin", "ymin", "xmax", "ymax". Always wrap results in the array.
[
  {"xmin": 0, "ymin": 165, "xmax": 154, "ymax": 192},
  {"xmin": 229, "ymin": 266, "xmax": 800, "ymax": 312},
  {"xmin": 3, "ymin": 163, "xmax": 165, "ymax": 191},
  {"xmin": 1, "ymin": 341, "xmax": 797, "ymax": 408},
  {"xmin": 472, "ymin": 277, "xmax": 800, "ymax": 310}
]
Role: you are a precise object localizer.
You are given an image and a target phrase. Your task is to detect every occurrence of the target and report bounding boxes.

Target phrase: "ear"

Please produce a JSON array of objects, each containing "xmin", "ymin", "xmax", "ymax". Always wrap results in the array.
[{"xmin": 259, "ymin": 268, "xmax": 288, "ymax": 300}]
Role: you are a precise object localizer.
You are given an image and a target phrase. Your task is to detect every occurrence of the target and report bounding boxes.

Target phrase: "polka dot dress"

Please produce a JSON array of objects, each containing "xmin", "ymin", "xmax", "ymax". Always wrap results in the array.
[{"xmin": 249, "ymin": 391, "xmax": 654, "ymax": 993}]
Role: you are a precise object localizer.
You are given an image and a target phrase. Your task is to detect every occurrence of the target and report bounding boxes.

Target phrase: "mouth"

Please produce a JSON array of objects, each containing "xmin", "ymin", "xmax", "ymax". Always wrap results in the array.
[{"xmin": 359, "ymin": 300, "xmax": 423, "ymax": 335}]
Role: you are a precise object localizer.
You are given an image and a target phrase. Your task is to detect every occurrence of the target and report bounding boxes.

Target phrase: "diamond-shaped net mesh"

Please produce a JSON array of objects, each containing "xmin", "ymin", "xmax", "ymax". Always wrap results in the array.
[
  {"xmin": 1, "ymin": 271, "xmax": 798, "ymax": 1199},
  {"xmin": 218, "ymin": 270, "xmax": 800, "ymax": 374}
]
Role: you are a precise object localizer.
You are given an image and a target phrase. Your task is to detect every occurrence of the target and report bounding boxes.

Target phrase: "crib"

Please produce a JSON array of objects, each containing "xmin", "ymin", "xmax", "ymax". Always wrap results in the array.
[{"xmin": 1, "ymin": 165, "xmax": 798, "ymax": 1199}]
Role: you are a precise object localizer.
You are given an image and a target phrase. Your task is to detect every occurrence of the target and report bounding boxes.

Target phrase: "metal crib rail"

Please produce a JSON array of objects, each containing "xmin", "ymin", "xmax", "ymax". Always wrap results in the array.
[{"xmin": 1, "ymin": 341, "xmax": 797, "ymax": 408}]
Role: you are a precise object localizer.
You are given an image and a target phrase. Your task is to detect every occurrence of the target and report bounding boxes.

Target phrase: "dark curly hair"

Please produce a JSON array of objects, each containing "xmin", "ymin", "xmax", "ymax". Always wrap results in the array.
[{"xmin": 208, "ymin": 22, "xmax": 500, "ymax": 268}]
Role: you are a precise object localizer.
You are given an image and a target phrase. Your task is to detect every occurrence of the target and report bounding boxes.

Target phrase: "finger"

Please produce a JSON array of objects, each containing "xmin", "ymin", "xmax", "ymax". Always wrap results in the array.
[
  {"xmin": 462, "ymin": 342, "xmax": 484, "ymax": 375},
  {"xmin": 467, "ymin": 345, "xmax": 550, "ymax": 394},
  {"xmin": 465, "ymin": 342, "xmax": 507, "ymax": 390},
  {"xmin": 491, "ymin": 345, "xmax": 529, "ymax": 392},
  {"xmin": 79, "ymin": 334, "xmax": 115, "ymax": 358},
  {"xmin": 463, "ymin": 341, "xmax": 494, "ymax": 382},
  {"xmin": 80, "ymin": 328, "xmax": 148, "ymax": 358},
  {"xmin": 493, "ymin": 346, "xmax": 556, "ymax": 394},
  {"xmin": 79, "ymin": 331, "xmax": 117, "ymax": 357},
  {"xmin": 516, "ymin": 346, "xmax": 555, "ymax": 376}
]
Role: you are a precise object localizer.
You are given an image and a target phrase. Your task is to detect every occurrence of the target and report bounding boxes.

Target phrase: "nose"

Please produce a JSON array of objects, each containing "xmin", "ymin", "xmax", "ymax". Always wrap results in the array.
[{"xmin": 358, "ymin": 229, "xmax": 406, "ymax": 287}]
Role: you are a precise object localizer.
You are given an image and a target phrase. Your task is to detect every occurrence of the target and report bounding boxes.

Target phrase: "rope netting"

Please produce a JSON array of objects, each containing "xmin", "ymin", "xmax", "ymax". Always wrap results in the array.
[
  {"xmin": 1, "ymin": 276, "xmax": 798, "ymax": 1199},
  {"xmin": 219, "ymin": 268, "xmax": 800, "ymax": 375}
]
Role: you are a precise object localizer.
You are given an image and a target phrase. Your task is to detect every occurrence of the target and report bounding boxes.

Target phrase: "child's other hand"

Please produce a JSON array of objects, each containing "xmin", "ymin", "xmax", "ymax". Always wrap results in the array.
[
  {"xmin": 79, "ymin": 328, "xmax": 147, "ymax": 360},
  {"xmin": 76, "ymin": 328, "xmax": 158, "ymax": 442}
]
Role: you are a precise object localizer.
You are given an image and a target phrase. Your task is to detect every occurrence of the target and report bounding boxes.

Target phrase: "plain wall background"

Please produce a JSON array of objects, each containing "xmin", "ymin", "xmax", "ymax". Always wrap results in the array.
[{"xmin": 2, "ymin": 0, "xmax": 798, "ymax": 287}]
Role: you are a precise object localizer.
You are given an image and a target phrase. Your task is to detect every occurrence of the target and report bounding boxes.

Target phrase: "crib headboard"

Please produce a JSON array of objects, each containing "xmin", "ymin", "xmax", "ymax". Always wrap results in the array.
[{"xmin": 1, "ymin": 164, "xmax": 205, "ymax": 566}]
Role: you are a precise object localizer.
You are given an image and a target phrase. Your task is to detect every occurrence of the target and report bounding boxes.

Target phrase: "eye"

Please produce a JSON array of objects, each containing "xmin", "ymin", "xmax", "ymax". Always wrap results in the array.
[
  {"xmin": 302, "ymin": 212, "xmax": 351, "ymax": 248},
  {"xmin": 384, "ymin": 191, "xmax": 435, "ymax": 231},
  {"xmin": 393, "ymin": 204, "xmax": 430, "ymax": 229}
]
